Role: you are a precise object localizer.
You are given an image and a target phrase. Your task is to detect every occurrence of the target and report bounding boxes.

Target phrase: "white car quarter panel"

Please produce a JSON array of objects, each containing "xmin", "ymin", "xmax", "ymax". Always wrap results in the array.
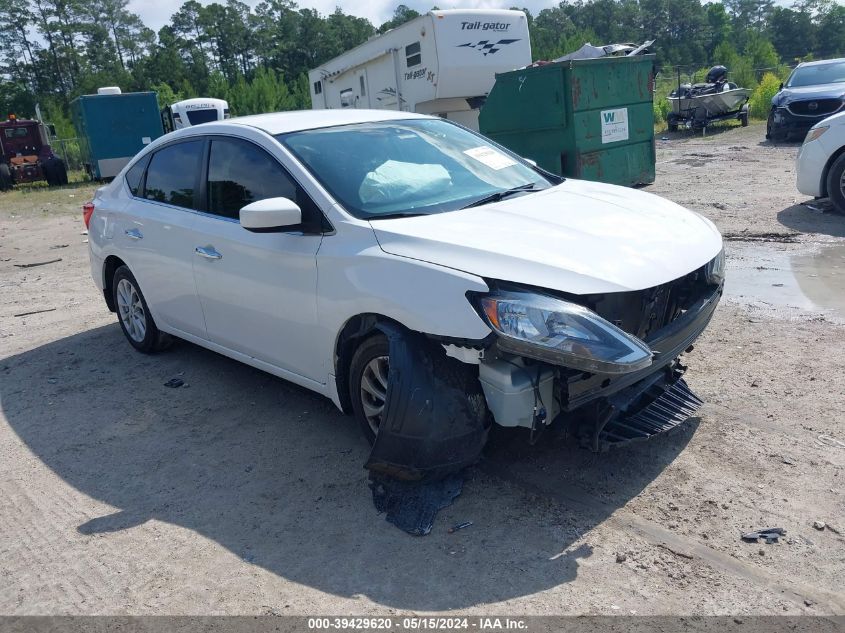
[
  {"xmin": 314, "ymin": 220, "xmax": 491, "ymax": 375},
  {"xmin": 796, "ymin": 112, "xmax": 845, "ymax": 198},
  {"xmin": 796, "ymin": 137, "xmax": 829, "ymax": 198}
]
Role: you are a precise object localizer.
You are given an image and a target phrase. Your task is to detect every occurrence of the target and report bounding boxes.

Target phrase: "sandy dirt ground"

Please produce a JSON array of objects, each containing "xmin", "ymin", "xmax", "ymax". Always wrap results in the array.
[{"xmin": 1, "ymin": 123, "xmax": 844, "ymax": 616}]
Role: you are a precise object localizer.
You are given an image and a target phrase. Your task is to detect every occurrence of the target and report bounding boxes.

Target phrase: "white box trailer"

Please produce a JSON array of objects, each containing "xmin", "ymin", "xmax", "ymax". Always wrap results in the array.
[{"xmin": 308, "ymin": 9, "xmax": 531, "ymax": 130}]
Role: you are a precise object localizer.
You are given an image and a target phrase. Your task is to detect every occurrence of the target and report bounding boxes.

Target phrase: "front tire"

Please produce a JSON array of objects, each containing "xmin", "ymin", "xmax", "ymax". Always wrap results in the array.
[
  {"xmin": 349, "ymin": 334, "xmax": 390, "ymax": 445},
  {"xmin": 827, "ymin": 153, "xmax": 845, "ymax": 215},
  {"xmin": 112, "ymin": 265, "xmax": 171, "ymax": 353}
]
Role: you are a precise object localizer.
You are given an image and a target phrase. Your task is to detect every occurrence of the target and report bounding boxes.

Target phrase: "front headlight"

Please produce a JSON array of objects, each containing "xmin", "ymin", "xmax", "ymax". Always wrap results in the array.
[
  {"xmin": 705, "ymin": 248, "xmax": 725, "ymax": 285},
  {"xmin": 803, "ymin": 125, "xmax": 829, "ymax": 144},
  {"xmin": 477, "ymin": 291, "xmax": 653, "ymax": 374}
]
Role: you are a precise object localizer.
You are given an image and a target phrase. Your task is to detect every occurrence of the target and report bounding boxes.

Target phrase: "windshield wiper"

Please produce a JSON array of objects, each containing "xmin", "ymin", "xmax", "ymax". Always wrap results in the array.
[
  {"xmin": 368, "ymin": 211, "xmax": 430, "ymax": 220},
  {"xmin": 461, "ymin": 183, "xmax": 543, "ymax": 209}
]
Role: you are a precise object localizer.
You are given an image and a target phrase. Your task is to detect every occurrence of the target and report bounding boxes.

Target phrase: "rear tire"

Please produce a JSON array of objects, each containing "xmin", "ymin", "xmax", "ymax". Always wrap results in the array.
[
  {"xmin": 112, "ymin": 265, "xmax": 172, "ymax": 353},
  {"xmin": 349, "ymin": 334, "xmax": 390, "ymax": 445},
  {"xmin": 54, "ymin": 159, "xmax": 68, "ymax": 185},
  {"xmin": 42, "ymin": 160, "xmax": 55, "ymax": 186},
  {"xmin": 739, "ymin": 111, "xmax": 749, "ymax": 127},
  {"xmin": 827, "ymin": 153, "xmax": 845, "ymax": 215},
  {"xmin": 0, "ymin": 163, "xmax": 11, "ymax": 191}
]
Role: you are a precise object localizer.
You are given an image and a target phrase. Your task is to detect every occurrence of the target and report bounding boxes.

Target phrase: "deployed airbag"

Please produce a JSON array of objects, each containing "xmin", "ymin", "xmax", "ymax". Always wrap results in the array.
[{"xmin": 358, "ymin": 160, "xmax": 452, "ymax": 206}]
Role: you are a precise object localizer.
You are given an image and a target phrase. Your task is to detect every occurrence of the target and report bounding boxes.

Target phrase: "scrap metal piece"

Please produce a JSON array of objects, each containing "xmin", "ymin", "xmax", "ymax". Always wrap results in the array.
[
  {"xmin": 741, "ymin": 527, "xmax": 786, "ymax": 544},
  {"xmin": 365, "ymin": 323, "xmax": 490, "ymax": 482}
]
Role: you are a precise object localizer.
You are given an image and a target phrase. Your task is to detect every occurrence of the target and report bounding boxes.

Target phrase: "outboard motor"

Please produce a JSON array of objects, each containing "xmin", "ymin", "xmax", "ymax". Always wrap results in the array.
[{"xmin": 705, "ymin": 65, "xmax": 728, "ymax": 85}]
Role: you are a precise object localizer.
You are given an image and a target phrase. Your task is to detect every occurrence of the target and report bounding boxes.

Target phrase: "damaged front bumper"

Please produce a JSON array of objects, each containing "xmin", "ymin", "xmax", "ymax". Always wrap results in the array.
[{"xmin": 478, "ymin": 282, "xmax": 722, "ymax": 450}]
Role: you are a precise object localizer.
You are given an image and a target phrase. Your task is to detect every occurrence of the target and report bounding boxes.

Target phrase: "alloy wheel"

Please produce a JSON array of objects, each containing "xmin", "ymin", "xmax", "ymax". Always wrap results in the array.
[
  {"xmin": 116, "ymin": 278, "xmax": 147, "ymax": 343},
  {"xmin": 360, "ymin": 355, "xmax": 389, "ymax": 436}
]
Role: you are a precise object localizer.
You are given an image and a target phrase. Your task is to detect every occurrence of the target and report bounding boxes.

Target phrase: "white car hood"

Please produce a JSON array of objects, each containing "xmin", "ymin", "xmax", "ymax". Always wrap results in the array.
[{"xmin": 370, "ymin": 179, "xmax": 723, "ymax": 295}]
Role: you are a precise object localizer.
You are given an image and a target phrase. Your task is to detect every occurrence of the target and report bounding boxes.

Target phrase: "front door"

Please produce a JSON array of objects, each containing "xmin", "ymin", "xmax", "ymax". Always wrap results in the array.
[{"xmin": 190, "ymin": 136, "xmax": 324, "ymax": 381}]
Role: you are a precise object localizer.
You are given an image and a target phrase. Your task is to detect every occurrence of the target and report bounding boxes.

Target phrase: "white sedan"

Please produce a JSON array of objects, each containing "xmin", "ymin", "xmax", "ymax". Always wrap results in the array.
[
  {"xmin": 796, "ymin": 110, "xmax": 845, "ymax": 214},
  {"xmin": 85, "ymin": 110, "xmax": 723, "ymax": 475}
]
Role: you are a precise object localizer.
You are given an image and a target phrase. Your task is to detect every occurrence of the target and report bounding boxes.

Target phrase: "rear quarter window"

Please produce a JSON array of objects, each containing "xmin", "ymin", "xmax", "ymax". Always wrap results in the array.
[{"xmin": 124, "ymin": 157, "xmax": 148, "ymax": 197}]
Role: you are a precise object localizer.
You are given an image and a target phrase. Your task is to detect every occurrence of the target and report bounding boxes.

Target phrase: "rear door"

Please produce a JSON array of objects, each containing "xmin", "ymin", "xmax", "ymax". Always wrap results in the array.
[
  {"xmin": 190, "ymin": 135, "xmax": 324, "ymax": 381},
  {"xmin": 117, "ymin": 139, "xmax": 207, "ymax": 338}
]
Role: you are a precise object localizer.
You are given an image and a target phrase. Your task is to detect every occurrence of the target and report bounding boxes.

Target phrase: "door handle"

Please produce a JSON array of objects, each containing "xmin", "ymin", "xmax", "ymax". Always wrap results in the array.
[
  {"xmin": 125, "ymin": 228, "xmax": 143, "ymax": 240},
  {"xmin": 195, "ymin": 246, "xmax": 222, "ymax": 260}
]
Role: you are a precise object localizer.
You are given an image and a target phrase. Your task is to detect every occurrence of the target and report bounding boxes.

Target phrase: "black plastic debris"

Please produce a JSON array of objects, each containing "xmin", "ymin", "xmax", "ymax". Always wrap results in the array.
[
  {"xmin": 369, "ymin": 472, "xmax": 463, "ymax": 536},
  {"xmin": 366, "ymin": 323, "xmax": 490, "ymax": 482},
  {"xmin": 363, "ymin": 323, "xmax": 489, "ymax": 535},
  {"xmin": 163, "ymin": 378, "xmax": 184, "ymax": 388},
  {"xmin": 741, "ymin": 527, "xmax": 786, "ymax": 544}
]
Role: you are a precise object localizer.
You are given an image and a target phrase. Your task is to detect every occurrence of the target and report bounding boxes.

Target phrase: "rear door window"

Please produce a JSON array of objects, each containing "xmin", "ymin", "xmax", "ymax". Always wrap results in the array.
[
  {"xmin": 143, "ymin": 140, "xmax": 204, "ymax": 209},
  {"xmin": 206, "ymin": 137, "xmax": 322, "ymax": 228}
]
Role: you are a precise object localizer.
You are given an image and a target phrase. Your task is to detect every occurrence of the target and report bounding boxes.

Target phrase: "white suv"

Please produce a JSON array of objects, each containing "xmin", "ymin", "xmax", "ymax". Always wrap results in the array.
[
  {"xmin": 86, "ymin": 109, "xmax": 723, "ymax": 478},
  {"xmin": 796, "ymin": 110, "xmax": 845, "ymax": 214}
]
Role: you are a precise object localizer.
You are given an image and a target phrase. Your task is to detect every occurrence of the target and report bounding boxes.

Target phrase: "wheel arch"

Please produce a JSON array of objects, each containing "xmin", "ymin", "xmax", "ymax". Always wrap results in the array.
[
  {"xmin": 102, "ymin": 255, "xmax": 127, "ymax": 312},
  {"xmin": 333, "ymin": 313, "xmax": 404, "ymax": 414},
  {"xmin": 820, "ymin": 145, "xmax": 845, "ymax": 198}
]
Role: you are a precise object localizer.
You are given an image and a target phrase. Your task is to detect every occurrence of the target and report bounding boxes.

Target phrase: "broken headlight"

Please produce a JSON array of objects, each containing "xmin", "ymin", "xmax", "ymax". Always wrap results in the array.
[
  {"xmin": 705, "ymin": 248, "xmax": 725, "ymax": 285},
  {"xmin": 477, "ymin": 291, "xmax": 653, "ymax": 374}
]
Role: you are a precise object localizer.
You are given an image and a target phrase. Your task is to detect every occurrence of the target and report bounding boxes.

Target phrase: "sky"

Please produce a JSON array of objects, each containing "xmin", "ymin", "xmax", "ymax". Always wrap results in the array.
[
  {"xmin": 129, "ymin": 0, "xmax": 580, "ymax": 33},
  {"xmin": 129, "ymin": 0, "xmax": 845, "ymax": 35}
]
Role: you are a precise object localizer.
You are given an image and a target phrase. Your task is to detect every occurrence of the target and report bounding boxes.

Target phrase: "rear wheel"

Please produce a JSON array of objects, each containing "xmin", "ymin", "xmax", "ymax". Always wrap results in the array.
[
  {"xmin": 739, "ymin": 110, "xmax": 749, "ymax": 127},
  {"xmin": 112, "ymin": 265, "xmax": 171, "ymax": 353},
  {"xmin": 42, "ymin": 160, "xmax": 56, "ymax": 186},
  {"xmin": 349, "ymin": 334, "xmax": 390, "ymax": 445},
  {"xmin": 0, "ymin": 163, "xmax": 11, "ymax": 191},
  {"xmin": 54, "ymin": 159, "xmax": 68, "ymax": 185},
  {"xmin": 827, "ymin": 153, "xmax": 845, "ymax": 215}
]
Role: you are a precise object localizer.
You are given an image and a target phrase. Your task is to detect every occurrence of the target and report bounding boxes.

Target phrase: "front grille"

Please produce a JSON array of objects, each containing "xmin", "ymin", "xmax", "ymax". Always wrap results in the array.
[
  {"xmin": 583, "ymin": 269, "xmax": 712, "ymax": 341},
  {"xmin": 788, "ymin": 99, "xmax": 843, "ymax": 117}
]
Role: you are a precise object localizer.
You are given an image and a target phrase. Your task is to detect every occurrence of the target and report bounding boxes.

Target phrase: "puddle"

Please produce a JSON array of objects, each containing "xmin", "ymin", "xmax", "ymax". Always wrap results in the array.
[{"xmin": 724, "ymin": 241, "xmax": 845, "ymax": 320}]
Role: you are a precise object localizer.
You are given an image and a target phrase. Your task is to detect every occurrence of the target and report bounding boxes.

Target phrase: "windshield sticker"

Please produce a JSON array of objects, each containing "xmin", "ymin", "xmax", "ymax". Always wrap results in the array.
[{"xmin": 463, "ymin": 146, "xmax": 517, "ymax": 170}]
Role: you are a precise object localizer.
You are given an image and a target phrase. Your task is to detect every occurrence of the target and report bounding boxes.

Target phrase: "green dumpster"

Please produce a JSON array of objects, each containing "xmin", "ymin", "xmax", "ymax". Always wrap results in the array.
[{"xmin": 479, "ymin": 55, "xmax": 656, "ymax": 187}]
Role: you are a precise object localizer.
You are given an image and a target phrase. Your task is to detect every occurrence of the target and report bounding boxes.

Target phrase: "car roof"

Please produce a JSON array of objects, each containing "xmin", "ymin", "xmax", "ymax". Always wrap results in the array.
[
  {"xmin": 795, "ymin": 57, "xmax": 845, "ymax": 69},
  {"xmin": 224, "ymin": 109, "xmax": 431, "ymax": 135}
]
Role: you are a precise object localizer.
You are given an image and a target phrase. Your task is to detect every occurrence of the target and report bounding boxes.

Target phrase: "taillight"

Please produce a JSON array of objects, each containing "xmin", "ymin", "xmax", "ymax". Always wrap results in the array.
[{"xmin": 83, "ymin": 201, "xmax": 95, "ymax": 228}]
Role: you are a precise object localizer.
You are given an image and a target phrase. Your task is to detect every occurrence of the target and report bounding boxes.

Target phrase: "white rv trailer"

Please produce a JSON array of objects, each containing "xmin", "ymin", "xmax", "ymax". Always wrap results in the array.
[
  {"xmin": 308, "ymin": 9, "xmax": 531, "ymax": 130},
  {"xmin": 161, "ymin": 97, "xmax": 229, "ymax": 132}
]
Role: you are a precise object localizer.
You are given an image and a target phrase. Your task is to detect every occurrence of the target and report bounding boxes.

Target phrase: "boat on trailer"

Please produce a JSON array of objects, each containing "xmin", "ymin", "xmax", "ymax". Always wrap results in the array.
[{"xmin": 667, "ymin": 65, "xmax": 750, "ymax": 131}]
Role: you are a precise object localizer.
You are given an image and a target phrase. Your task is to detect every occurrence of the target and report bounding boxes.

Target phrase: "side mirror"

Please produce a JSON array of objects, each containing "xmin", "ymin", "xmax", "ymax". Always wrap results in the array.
[
  {"xmin": 779, "ymin": 82, "xmax": 784, "ymax": 91},
  {"xmin": 240, "ymin": 197, "xmax": 301, "ymax": 232}
]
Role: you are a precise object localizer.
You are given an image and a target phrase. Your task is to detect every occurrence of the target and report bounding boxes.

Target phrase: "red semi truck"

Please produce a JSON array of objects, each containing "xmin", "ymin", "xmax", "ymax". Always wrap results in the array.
[{"xmin": 0, "ymin": 114, "xmax": 68, "ymax": 191}]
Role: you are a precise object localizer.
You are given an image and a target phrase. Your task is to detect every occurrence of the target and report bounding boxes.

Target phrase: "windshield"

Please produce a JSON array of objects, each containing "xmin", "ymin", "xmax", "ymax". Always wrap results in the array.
[
  {"xmin": 787, "ymin": 61, "xmax": 845, "ymax": 88},
  {"xmin": 186, "ymin": 109, "xmax": 220, "ymax": 125},
  {"xmin": 277, "ymin": 119, "xmax": 551, "ymax": 219}
]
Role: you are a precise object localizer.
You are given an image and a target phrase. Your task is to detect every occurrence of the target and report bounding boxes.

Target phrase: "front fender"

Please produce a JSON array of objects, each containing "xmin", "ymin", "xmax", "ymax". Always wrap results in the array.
[{"xmin": 315, "ymin": 222, "xmax": 492, "ymax": 402}]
